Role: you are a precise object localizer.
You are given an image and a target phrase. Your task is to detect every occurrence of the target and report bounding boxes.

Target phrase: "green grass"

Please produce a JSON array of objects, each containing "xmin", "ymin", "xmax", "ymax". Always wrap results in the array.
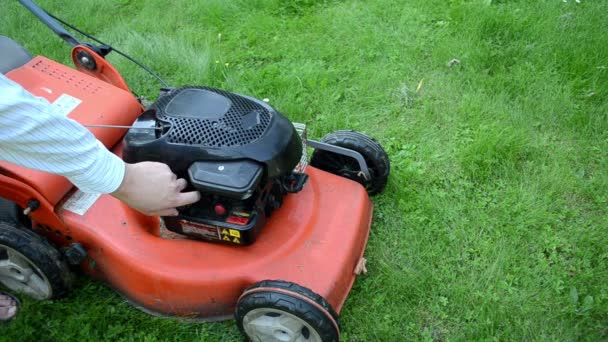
[{"xmin": 1, "ymin": 0, "xmax": 607, "ymax": 340}]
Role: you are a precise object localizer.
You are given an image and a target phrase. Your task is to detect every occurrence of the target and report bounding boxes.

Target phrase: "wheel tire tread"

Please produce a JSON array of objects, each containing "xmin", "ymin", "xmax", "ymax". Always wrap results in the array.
[
  {"xmin": 310, "ymin": 130, "xmax": 390, "ymax": 195},
  {"xmin": 244, "ymin": 279, "xmax": 340, "ymax": 323},
  {"xmin": 236, "ymin": 280, "xmax": 340, "ymax": 342},
  {"xmin": 0, "ymin": 221, "xmax": 73, "ymax": 299}
]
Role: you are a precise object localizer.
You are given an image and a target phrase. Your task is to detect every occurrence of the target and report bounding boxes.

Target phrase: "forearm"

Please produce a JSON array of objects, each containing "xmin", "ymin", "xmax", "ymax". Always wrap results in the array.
[{"xmin": 0, "ymin": 74, "xmax": 125, "ymax": 193}]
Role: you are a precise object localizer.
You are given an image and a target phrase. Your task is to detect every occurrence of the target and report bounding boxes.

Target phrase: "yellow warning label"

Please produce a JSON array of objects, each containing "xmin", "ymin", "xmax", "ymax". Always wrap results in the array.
[
  {"xmin": 221, "ymin": 229, "xmax": 229, "ymax": 236},
  {"xmin": 229, "ymin": 229, "xmax": 241, "ymax": 238},
  {"xmin": 222, "ymin": 235, "xmax": 231, "ymax": 241},
  {"xmin": 232, "ymin": 237, "xmax": 241, "ymax": 244}
]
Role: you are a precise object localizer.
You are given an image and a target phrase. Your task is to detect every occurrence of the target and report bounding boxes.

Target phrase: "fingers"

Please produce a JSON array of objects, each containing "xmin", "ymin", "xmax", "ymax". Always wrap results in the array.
[
  {"xmin": 175, "ymin": 178, "xmax": 188, "ymax": 192},
  {"xmin": 146, "ymin": 187, "xmax": 198, "ymax": 217},
  {"xmin": 174, "ymin": 190, "xmax": 201, "ymax": 207},
  {"xmin": 150, "ymin": 208, "xmax": 179, "ymax": 217},
  {"xmin": 114, "ymin": 161, "xmax": 201, "ymax": 217}
]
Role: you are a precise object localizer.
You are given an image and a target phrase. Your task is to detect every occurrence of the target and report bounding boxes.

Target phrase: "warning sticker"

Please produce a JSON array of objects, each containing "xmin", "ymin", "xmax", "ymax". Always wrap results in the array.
[
  {"xmin": 227, "ymin": 216, "xmax": 249, "ymax": 225},
  {"xmin": 229, "ymin": 229, "xmax": 241, "ymax": 238},
  {"xmin": 232, "ymin": 237, "xmax": 241, "ymax": 244},
  {"xmin": 51, "ymin": 94, "xmax": 82, "ymax": 117},
  {"xmin": 62, "ymin": 190, "xmax": 100, "ymax": 215},
  {"xmin": 180, "ymin": 221, "xmax": 221, "ymax": 240},
  {"xmin": 223, "ymin": 235, "xmax": 231, "ymax": 241}
]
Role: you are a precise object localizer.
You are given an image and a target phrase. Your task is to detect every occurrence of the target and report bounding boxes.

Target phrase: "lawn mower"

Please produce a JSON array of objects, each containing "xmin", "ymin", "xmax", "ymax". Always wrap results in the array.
[{"xmin": 0, "ymin": 1, "xmax": 390, "ymax": 341}]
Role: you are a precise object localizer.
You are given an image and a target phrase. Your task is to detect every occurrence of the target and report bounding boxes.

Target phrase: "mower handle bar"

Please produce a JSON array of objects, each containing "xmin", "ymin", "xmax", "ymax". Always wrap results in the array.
[{"xmin": 18, "ymin": 0, "xmax": 81, "ymax": 47}]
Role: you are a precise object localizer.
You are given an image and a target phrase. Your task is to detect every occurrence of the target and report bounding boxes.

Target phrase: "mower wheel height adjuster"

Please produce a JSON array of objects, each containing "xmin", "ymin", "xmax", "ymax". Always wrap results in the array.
[
  {"xmin": 23, "ymin": 199, "xmax": 40, "ymax": 216},
  {"xmin": 76, "ymin": 50, "xmax": 96, "ymax": 70}
]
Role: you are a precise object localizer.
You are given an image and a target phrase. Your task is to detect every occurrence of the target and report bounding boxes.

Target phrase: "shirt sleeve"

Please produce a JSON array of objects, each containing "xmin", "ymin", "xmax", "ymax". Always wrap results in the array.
[{"xmin": 0, "ymin": 73, "xmax": 125, "ymax": 194}]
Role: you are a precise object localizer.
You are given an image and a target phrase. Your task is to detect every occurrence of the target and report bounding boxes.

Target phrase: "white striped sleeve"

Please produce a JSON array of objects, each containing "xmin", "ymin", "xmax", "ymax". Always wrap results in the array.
[{"xmin": 0, "ymin": 73, "xmax": 125, "ymax": 194}]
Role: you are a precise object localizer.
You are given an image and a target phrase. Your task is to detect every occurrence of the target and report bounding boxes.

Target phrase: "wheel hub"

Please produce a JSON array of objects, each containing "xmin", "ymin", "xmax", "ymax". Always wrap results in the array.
[
  {"xmin": 243, "ymin": 308, "xmax": 323, "ymax": 342},
  {"xmin": 0, "ymin": 245, "xmax": 52, "ymax": 300}
]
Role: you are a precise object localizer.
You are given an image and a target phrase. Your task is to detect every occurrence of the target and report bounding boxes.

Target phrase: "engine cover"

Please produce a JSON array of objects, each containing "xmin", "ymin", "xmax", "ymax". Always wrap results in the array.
[
  {"xmin": 122, "ymin": 86, "xmax": 306, "ymax": 245},
  {"xmin": 122, "ymin": 86, "xmax": 303, "ymax": 178}
]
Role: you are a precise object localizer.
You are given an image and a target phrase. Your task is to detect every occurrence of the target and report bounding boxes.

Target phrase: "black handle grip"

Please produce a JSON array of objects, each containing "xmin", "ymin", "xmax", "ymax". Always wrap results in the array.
[{"xmin": 18, "ymin": 0, "xmax": 81, "ymax": 47}]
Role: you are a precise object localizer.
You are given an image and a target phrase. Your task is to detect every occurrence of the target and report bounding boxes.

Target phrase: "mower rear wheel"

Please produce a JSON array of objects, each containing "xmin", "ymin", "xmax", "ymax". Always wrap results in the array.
[
  {"xmin": 0, "ymin": 199, "xmax": 21, "ymax": 225},
  {"xmin": 235, "ymin": 280, "xmax": 340, "ymax": 342},
  {"xmin": 310, "ymin": 130, "xmax": 390, "ymax": 195},
  {"xmin": 0, "ymin": 221, "xmax": 72, "ymax": 300}
]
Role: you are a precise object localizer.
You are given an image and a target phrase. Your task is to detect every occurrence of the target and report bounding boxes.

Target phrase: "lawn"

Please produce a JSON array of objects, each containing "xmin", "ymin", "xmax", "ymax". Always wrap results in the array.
[{"xmin": 1, "ymin": 0, "xmax": 607, "ymax": 340}]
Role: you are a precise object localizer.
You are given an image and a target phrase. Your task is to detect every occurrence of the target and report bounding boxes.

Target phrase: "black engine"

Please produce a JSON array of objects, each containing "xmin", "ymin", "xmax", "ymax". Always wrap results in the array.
[{"xmin": 122, "ymin": 86, "xmax": 308, "ymax": 245}]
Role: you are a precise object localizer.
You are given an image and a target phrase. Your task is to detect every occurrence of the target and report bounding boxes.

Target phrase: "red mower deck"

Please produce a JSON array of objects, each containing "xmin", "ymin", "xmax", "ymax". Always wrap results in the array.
[{"xmin": 59, "ymin": 166, "xmax": 372, "ymax": 319}]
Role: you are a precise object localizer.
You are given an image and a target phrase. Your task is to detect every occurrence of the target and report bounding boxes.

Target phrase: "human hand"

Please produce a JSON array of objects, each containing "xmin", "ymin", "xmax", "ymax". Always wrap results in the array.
[{"xmin": 111, "ymin": 162, "xmax": 200, "ymax": 216}]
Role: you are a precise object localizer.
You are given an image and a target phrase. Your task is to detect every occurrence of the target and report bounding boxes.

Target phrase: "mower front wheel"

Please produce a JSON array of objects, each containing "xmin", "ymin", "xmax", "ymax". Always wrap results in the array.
[
  {"xmin": 235, "ymin": 280, "xmax": 340, "ymax": 342},
  {"xmin": 310, "ymin": 130, "xmax": 390, "ymax": 195},
  {"xmin": 0, "ymin": 221, "xmax": 73, "ymax": 300}
]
